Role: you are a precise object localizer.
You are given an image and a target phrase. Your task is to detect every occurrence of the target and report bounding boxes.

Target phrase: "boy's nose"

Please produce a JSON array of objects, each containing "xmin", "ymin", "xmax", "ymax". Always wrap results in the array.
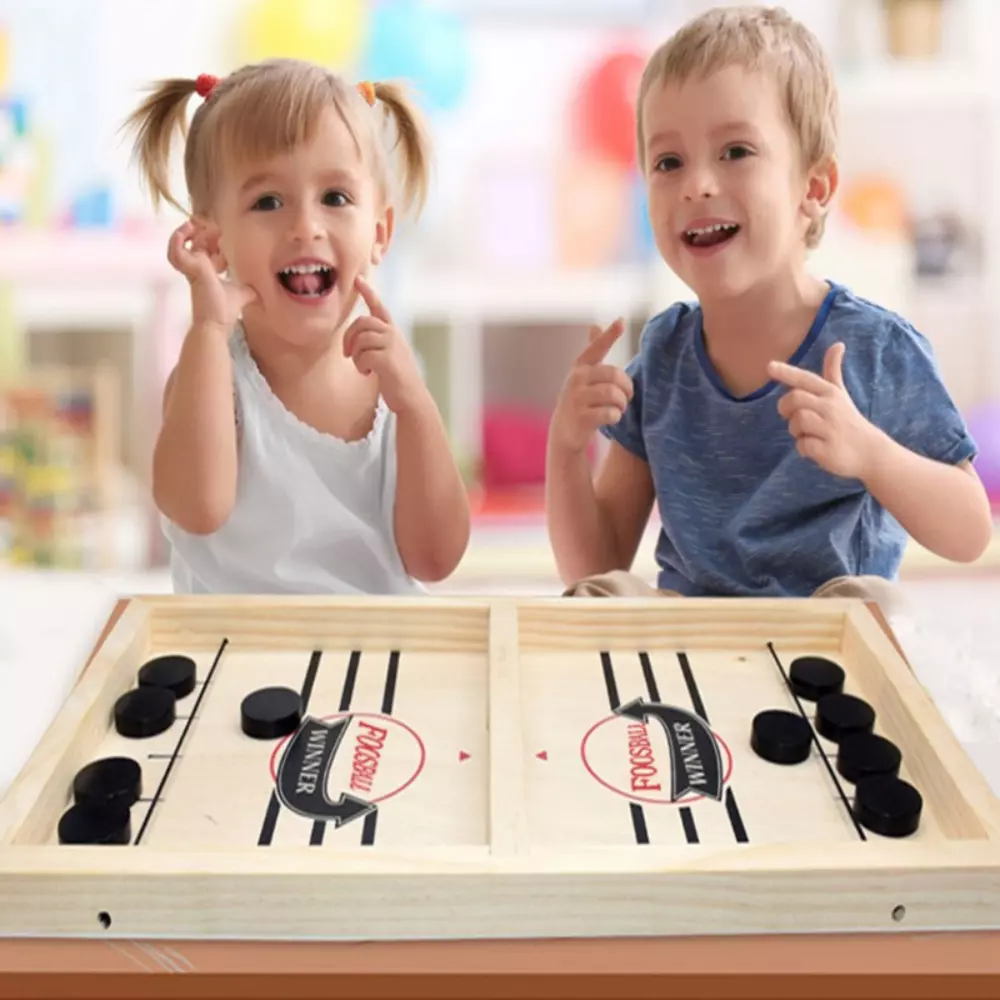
[
  {"xmin": 289, "ymin": 209, "xmax": 324, "ymax": 241},
  {"xmin": 682, "ymin": 166, "xmax": 718, "ymax": 201}
]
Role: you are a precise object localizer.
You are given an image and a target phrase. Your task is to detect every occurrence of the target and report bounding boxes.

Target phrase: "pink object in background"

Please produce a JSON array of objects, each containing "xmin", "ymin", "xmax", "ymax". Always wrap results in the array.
[{"xmin": 481, "ymin": 406, "xmax": 595, "ymax": 490}]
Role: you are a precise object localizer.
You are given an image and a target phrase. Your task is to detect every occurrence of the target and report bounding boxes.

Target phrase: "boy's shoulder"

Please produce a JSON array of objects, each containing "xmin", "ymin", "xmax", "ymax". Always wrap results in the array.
[
  {"xmin": 823, "ymin": 283, "xmax": 932, "ymax": 357},
  {"xmin": 635, "ymin": 298, "xmax": 700, "ymax": 354}
]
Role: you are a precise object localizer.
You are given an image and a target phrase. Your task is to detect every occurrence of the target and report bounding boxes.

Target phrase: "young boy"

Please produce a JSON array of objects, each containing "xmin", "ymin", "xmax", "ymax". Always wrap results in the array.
[{"xmin": 546, "ymin": 5, "xmax": 992, "ymax": 608}]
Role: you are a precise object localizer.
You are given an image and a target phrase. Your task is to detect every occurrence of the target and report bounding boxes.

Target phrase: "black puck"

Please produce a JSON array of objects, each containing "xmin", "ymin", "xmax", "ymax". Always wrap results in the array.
[
  {"xmin": 138, "ymin": 654, "xmax": 197, "ymax": 699},
  {"xmin": 57, "ymin": 802, "xmax": 132, "ymax": 845},
  {"xmin": 114, "ymin": 686, "xmax": 176, "ymax": 739},
  {"xmin": 789, "ymin": 656, "xmax": 845, "ymax": 701},
  {"xmin": 815, "ymin": 692, "xmax": 875, "ymax": 743},
  {"xmin": 837, "ymin": 732, "xmax": 902, "ymax": 784},
  {"xmin": 241, "ymin": 686, "xmax": 302, "ymax": 740},
  {"xmin": 72, "ymin": 757, "xmax": 142, "ymax": 810},
  {"xmin": 751, "ymin": 709, "xmax": 812, "ymax": 764},
  {"xmin": 852, "ymin": 775, "xmax": 923, "ymax": 838}
]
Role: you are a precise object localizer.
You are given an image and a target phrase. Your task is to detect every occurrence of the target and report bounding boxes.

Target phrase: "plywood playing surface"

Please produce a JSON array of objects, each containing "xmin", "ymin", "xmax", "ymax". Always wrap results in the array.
[{"xmin": 1, "ymin": 595, "xmax": 1000, "ymax": 942}]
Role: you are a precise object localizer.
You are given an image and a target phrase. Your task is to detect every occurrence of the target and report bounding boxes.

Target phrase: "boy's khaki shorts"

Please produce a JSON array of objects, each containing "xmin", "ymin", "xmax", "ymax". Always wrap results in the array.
[{"xmin": 563, "ymin": 569, "xmax": 902, "ymax": 617}]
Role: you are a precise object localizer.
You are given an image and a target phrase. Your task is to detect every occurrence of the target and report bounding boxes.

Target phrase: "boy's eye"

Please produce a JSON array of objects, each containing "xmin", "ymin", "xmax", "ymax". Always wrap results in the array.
[
  {"xmin": 252, "ymin": 194, "xmax": 281, "ymax": 211},
  {"xmin": 654, "ymin": 154, "xmax": 682, "ymax": 172},
  {"xmin": 722, "ymin": 145, "xmax": 753, "ymax": 161},
  {"xmin": 323, "ymin": 190, "xmax": 350, "ymax": 207}
]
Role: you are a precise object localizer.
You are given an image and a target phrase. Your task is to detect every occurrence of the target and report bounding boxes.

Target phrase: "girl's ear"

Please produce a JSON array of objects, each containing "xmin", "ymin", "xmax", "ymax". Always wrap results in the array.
[
  {"xmin": 191, "ymin": 215, "xmax": 228, "ymax": 273},
  {"xmin": 371, "ymin": 206, "xmax": 395, "ymax": 265}
]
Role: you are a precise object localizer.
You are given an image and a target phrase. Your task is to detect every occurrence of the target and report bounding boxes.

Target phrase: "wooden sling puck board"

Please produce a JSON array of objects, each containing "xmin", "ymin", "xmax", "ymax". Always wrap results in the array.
[{"xmin": 1, "ymin": 594, "xmax": 999, "ymax": 941}]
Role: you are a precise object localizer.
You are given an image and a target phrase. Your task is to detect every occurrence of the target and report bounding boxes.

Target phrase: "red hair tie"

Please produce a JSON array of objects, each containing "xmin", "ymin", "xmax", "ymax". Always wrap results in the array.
[
  {"xmin": 356, "ymin": 80, "xmax": 376, "ymax": 106},
  {"xmin": 196, "ymin": 73, "xmax": 220, "ymax": 100}
]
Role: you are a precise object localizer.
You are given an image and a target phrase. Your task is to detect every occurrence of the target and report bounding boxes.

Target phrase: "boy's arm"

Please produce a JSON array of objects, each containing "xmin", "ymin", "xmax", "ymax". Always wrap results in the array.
[
  {"xmin": 546, "ymin": 439, "xmax": 656, "ymax": 586},
  {"xmin": 771, "ymin": 335, "xmax": 992, "ymax": 564},
  {"xmin": 861, "ymin": 438, "xmax": 992, "ymax": 563},
  {"xmin": 393, "ymin": 386, "xmax": 471, "ymax": 582},
  {"xmin": 152, "ymin": 322, "xmax": 238, "ymax": 535}
]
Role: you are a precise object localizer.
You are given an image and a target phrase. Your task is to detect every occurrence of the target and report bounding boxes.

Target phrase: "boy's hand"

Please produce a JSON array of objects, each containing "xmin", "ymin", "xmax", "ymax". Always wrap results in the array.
[
  {"xmin": 769, "ymin": 342, "xmax": 883, "ymax": 480},
  {"xmin": 167, "ymin": 220, "xmax": 257, "ymax": 333},
  {"xmin": 344, "ymin": 275, "xmax": 427, "ymax": 414},
  {"xmin": 550, "ymin": 319, "xmax": 634, "ymax": 453}
]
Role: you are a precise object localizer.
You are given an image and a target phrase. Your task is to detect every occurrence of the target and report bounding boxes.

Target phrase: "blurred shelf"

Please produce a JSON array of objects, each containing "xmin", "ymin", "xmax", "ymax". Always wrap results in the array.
[
  {"xmin": 838, "ymin": 61, "xmax": 996, "ymax": 112},
  {"xmin": 0, "ymin": 227, "xmax": 172, "ymax": 283},
  {"xmin": 397, "ymin": 263, "xmax": 665, "ymax": 323}
]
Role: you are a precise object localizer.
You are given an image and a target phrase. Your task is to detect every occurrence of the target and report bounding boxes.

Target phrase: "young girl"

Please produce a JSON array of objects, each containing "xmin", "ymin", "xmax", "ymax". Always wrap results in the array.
[{"xmin": 123, "ymin": 59, "xmax": 470, "ymax": 594}]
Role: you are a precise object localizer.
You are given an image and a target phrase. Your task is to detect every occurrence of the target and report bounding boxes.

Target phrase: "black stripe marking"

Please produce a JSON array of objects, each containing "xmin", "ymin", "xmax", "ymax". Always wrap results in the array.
[
  {"xmin": 381, "ymin": 650, "xmax": 400, "ymax": 714},
  {"xmin": 639, "ymin": 652, "xmax": 698, "ymax": 844},
  {"xmin": 310, "ymin": 650, "xmax": 363, "ymax": 847},
  {"xmin": 630, "ymin": 803, "xmax": 649, "ymax": 844},
  {"xmin": 674, "ymin": 651, "xmax": 749, "ymax": 844},
  {"xmin": 258, "ymin": 649, "xmax": 323, "ymax": 847},
  {"xmin": 134, "ymin": 638, "xmax": 228, "ymax": 846},
  {"xmin": 767, "ymin": 642, "xmax": 866, "ymax": 842},
  {"xmin": 601, "ymin": 651, "xmax": 620, "ymax": 710}
]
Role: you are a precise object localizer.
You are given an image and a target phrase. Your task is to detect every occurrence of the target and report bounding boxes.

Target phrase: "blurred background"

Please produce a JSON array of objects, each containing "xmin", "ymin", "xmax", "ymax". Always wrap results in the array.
[{"xmin": 0, "ymin": 0, "xmax": 998, "ymax": 594}]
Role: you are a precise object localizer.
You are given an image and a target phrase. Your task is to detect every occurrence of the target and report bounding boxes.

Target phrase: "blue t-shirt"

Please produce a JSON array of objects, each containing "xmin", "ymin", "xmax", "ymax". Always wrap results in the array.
[{"xmin": 601, "ymin": 281, "xmax": 977, "ymax": 597}]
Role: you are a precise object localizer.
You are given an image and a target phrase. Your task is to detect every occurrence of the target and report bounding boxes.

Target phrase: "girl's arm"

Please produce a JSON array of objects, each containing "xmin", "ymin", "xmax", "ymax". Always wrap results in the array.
[
  {"xmin": 152, "ymin": 321, "xmax": 238, "ymax": 535},
  {"xmin": 392, "ymin": 387, "xmax": 471, "ymax": 582}
]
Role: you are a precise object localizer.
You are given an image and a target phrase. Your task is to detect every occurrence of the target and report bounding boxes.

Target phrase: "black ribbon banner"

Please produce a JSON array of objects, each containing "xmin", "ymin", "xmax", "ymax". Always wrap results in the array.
[
  {"xmin": 275, "ymin": 715, "xmax": 376, "ymax": 827},
  {"xmin": 615, "ymin": 698, "xmax": 725, "ymax": 801}
]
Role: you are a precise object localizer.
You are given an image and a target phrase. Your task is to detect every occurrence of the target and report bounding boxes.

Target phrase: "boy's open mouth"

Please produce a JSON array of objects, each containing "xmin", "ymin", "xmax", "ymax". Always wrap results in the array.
[
  {"xmin": 682, "ymin": 223, "xmax": 740, "ymax": 248},
  {"xmin": 277, "ymin": 263, "xmax": 336, "ymax": 298}
]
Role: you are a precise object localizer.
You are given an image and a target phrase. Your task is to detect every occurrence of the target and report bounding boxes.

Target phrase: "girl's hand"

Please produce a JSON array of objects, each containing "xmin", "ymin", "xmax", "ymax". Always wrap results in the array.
[
  {"xmin": 167, "ymin": 220, "xmax": 257, "ymax": 332},
  {"xmin": 343, "ymin": 275, "xmax": 428, "ymax": 414}
]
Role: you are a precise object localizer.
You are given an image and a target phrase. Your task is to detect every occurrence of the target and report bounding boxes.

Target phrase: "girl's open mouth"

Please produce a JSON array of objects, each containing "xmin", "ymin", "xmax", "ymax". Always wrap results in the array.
[{"xmin": 277, "ymin": 263, "xmax": 336, "ymax": 298}]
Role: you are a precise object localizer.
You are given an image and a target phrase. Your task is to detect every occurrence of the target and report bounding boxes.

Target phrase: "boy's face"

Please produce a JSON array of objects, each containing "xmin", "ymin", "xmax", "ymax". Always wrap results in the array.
[
  {"xmin": 205, "ymin": 104, "xmax": 392, "ymax": 348},
  {"xmin": 641, "ymin": 64, "xmax": 832, "ymax": 302}
]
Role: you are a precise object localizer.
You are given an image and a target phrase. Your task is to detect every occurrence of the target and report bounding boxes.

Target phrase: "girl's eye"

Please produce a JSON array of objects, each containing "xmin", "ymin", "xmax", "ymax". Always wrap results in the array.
[
  {"xmin": 655, "ymin": 155, "xmax": 682, "ymax": 172},
  {"xmin": 722, "ymin": 145, "xmax": 753, "ymax": 161},
  {"xmin": 323, "ymin": 190, "xmax": 349, "ymax": 207},
  {"xmin": 252, "ymin": 195, "xmax": 281, "ymax": 211}
]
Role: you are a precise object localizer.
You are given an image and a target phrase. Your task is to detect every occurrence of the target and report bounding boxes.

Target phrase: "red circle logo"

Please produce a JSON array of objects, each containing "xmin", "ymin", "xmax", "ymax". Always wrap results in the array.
[
  {"xmin": 580, "ymin": 711, "xmax": 733, "ymax": 805},
  {"xmin": 269, "ymin": 712, "xmax": 425, "ymax": 805}
]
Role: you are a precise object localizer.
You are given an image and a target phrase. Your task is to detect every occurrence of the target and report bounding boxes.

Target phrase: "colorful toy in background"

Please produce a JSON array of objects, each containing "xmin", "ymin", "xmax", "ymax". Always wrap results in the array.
[
  {"xmin": 967, "ymin": 401, "xmax": 1000, "ymax": 511},
  {"xmin": 557, "ymin": 43, "xmax": 652, "ymax": 269},
  {"xmin": 0, "ymin": 386, "xmax": 90, "ymax": 567},
  {"xmin": 571, "ymin": 47, "xmax": 646, "ymax": 171},
  {"xmin": 236, "ymin": 0, "xmax": 471, "ymax": 116},
  {"xmin": 0, "ymin": 367, "xmax": 117, "ymax": 569},
  {"xmin": 240, "ymin": 0, "xmax": 368, "ymax": 70},
  {"xmin": 361, "ymin": 0, "xmax": 470, "ymax": 113}
]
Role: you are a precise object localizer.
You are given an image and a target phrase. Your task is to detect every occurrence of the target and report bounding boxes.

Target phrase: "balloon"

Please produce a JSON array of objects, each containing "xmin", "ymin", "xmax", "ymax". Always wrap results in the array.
[
  {"xmin": 240, "ymin": 0, "xmax": 367, "ymax": 69},
  {"xmin": 571, "ymin": 48, "xmax": 647, "ymax": 170},
  {"xmin": 363, "ymin": 0, "xmax": 469, "ymax": 112},
  {"xmin": 968, "ymin": 402, "xmax": 1000, "ymax": 502}
]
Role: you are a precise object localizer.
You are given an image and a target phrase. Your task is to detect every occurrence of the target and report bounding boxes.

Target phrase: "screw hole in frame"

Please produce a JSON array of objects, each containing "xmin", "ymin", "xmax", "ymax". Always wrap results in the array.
[{"xmin": 98, "ymin": 911, "xmax": 112, "ymax": 930}]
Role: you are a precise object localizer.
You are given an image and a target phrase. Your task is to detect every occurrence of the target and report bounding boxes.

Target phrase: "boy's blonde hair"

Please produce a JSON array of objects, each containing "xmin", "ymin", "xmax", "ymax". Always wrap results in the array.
[
  {"xmin": 122, "ymin": 58, "xmax": 432, "ymax": 221},
  {"xmin": 637, "ymin": 5, "xmax": 838, "ymax": 248}
]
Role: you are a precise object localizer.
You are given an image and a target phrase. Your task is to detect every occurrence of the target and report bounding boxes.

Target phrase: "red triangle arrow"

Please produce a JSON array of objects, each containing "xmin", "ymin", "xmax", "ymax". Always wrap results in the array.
[
  {"xmin": 459, "ymin": 751, "xmax": 470, "ymax": 762},
  {"xmin": 536, "ymin": 751, "xmax": 548, "ymax": 761}
]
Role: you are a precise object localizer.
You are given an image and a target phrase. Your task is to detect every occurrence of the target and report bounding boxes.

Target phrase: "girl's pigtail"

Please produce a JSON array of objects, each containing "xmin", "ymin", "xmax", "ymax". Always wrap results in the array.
[
  {"xmin": 369, "ymin": 80, "xmax": 433, "ymax": 219},
  {"xmin": 121, "ymin": 77, "xmax": 207, "ymax": 214}
]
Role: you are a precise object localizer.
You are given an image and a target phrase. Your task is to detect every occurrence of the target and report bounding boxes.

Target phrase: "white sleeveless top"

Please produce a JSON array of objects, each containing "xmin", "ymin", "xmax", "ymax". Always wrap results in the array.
[{"xmin": 162, "ymin": 326, "xmax": 424, "ymax": 596}]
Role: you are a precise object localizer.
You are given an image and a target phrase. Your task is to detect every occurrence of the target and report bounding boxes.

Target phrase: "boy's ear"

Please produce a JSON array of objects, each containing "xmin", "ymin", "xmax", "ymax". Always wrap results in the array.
[
  {"xmin": 803, "ymin": 157, "xmax": 838, "ymax": 225},
  {"xmin": 371, "ymin": 206, "xmax": 395, "ymax": 265}
]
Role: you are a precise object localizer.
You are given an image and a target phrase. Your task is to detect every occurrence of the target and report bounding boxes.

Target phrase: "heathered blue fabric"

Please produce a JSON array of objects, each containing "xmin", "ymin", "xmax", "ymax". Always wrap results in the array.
[{"xmin": 600, "ymin": 281, "xmax": 977, "ymax": 596}]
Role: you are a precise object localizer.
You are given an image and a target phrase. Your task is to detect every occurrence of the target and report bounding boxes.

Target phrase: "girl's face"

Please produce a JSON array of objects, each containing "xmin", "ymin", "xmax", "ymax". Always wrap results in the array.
[{"xmin": 204, "ymin": 104, "xmax": 392, "ymax": 349}]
